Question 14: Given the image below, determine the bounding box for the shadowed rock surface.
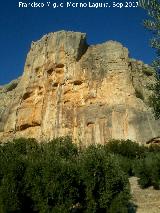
[0,31,160,144]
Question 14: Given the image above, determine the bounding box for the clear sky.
[0,0,155,85]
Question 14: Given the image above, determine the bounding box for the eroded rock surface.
[0,31,160,145]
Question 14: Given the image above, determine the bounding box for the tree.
[134,152,160,189]
[139,0,160,119]
[0,138,131,212]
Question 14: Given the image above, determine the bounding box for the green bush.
[103,140,146,177]
[23,138,81,212]
[79,145,130,212]
[135,89,144,100]
[113,155,135,177]
[0,137,132,212]
[0,138,38,212]
[148,144,160,153]
[148,78,160,119]
[142,66,154,76]
[134,152,160,189]
[1,137,159,212]
[105,140,160,190]
[105,139,146,159]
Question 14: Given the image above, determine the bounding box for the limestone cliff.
[0,31,160,145]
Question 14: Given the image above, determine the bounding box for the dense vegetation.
[0,137,160,212]
[139,0,160,119]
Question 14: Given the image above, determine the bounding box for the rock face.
[0,31,160,145]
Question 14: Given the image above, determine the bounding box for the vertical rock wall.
[0,31,159,145]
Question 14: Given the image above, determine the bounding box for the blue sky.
[0,0,155,85]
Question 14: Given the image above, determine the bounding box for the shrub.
[79,145,131,212]
[148,77,160,119]
[148,144,160,153]
[45,136,78,160]
[21,136,81,212]
[134,152,160,189]
[142,66,154,76]
[0,138,38,212]
[0,137,131,212]
[105,139,146,159]
[113,155,136,177]
[103,140,149,177]
[135,89,144,100]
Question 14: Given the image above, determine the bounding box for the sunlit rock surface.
[0,31,159,145]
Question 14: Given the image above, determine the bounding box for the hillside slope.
[130,177,160,213]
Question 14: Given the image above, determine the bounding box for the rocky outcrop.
[0,31,160,145]
[146,137,160,145]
